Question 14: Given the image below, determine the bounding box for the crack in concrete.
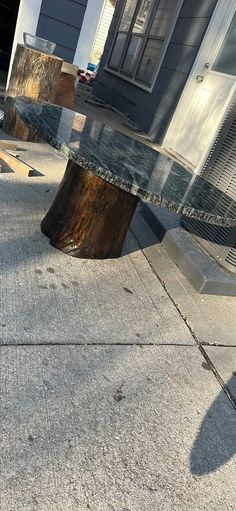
[129,226,236,412]
[199,345,236,411]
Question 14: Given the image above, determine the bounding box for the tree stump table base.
[41,160,139,259]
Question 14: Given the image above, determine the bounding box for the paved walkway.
[0,135,236,510]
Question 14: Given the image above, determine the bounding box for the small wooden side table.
[4,44,63,139]
[7,44,63,102]
[54,62,78,110]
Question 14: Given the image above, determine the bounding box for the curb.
[141,203,236,296]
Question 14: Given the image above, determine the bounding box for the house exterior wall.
[6,0,107,91]
[93,0,218,142]
[90,0,115,65]
[36,0,89,63]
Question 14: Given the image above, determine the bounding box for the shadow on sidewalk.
[190,374,236,475]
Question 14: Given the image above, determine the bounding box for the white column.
[73,0,104,70]
[7,0,43,88]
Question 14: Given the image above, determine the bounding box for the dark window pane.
[136,38,162,84]
[121,35,143,75]
[213,13,236,75]
[120,0,139,32]
[133,0,154,34]
[109,33,127,69]
[150,0,176,37]
[150,11,172,37]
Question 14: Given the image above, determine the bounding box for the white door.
[163,0,236,170]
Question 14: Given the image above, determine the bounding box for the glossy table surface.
[11,96,236,227]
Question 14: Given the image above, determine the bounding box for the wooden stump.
[7,44,63,102]
[4,44,62,137]
[41,160,139,259]
[54,62,78,110]
[54,72,76,110]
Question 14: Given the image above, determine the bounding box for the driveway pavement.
[0,136,236,510]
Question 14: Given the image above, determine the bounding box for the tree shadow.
[190,374,236,475]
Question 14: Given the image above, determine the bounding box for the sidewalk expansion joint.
[129,226,236,412]
[0,342,196,347]
[201,342,236,347]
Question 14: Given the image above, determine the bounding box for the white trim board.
[6,0,43,90]
[73,0,105,70]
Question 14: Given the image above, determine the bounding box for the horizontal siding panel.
[40,0,86,29]
[37,0,88,63]
[153,68,187,96]
[53,43,75,62]
[163,43,198,74]
[179,0,218,18]
[71,0,87,5]
[98,69,150,103]
[91,0,115,63]
[171,17,210,46]
[37,15,80,50]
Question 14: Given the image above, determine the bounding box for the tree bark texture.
[41,160,139,259]
[7,44,63,102]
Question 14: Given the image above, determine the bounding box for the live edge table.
[4,97,236,259]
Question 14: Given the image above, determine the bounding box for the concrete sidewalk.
[0,137,236,510]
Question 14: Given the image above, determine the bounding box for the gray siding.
[36,0,88,63]
[93,0,218,142]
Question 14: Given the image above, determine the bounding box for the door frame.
[162,0,236,172]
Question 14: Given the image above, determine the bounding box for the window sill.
[104,67,153,93]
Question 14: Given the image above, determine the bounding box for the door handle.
[196,75,204,83]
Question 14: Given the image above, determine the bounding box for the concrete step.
[141,202,236,296]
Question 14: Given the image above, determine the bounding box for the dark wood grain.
[41,160,139,259]
[4,44,62,138]
[54,72,76,110]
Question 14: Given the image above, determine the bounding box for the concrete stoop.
[141,203,236,296]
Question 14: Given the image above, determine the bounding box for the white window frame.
[105,0,184,93]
